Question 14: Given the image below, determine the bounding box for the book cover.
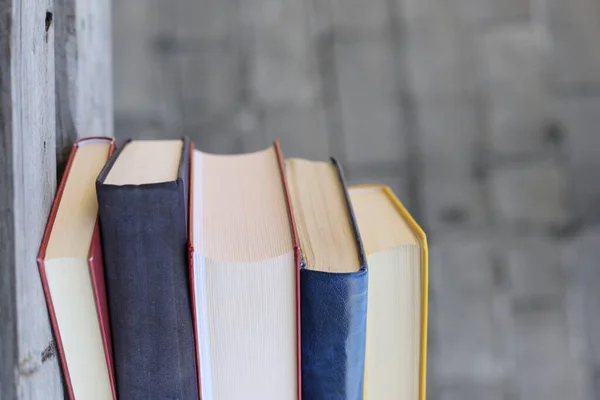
[37,137,117,400]
[275,141,303,400]
[286,158,368,400]
[351,184,428,400]
[96,138,198,399]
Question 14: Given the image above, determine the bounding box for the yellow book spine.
[350,184,428,400]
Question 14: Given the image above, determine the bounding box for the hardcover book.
[37,137,117,400]
[189,142,300,400]
[285,158,368,400]
[350,185,428,400]
[96,138,198,399]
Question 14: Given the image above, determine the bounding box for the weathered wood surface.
[55,0,113,168]
[0,0,64,398]
[0,0,112,397]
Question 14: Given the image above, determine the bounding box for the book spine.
[97,178,198,399]
[274,140,302,400]
[187,142,203,399]
[300,158,368,400]
[300,269,368,400]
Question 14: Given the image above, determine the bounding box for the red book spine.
[187,141,202,399]
[274,140,302,400]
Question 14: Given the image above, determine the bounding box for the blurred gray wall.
[114,0,600,398]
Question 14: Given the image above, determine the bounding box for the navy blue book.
[96,139,198,400]
[285,158,368,400]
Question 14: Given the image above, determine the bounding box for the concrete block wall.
[114,0,600,397]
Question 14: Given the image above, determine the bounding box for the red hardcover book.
[188,141,301,400]
[37,137,117,400]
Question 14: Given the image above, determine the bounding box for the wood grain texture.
[0,0,18,396]
[0,0,65,398]
[1,0,112,397]
[55,0,113,171]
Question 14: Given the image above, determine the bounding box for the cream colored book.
[190,142,300,400]
[37,137,117,400]
[349,185,428,400]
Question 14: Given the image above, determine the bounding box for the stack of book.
[38,137,428,400]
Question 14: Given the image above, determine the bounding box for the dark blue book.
[285,158,368,400]
[96,138,198,400]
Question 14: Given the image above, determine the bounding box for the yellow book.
[349,185,428,400]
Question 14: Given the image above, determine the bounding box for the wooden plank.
[0,0,64,398]
[0,0,18,395]
[1,0,112,397]
[55,0,113,169]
